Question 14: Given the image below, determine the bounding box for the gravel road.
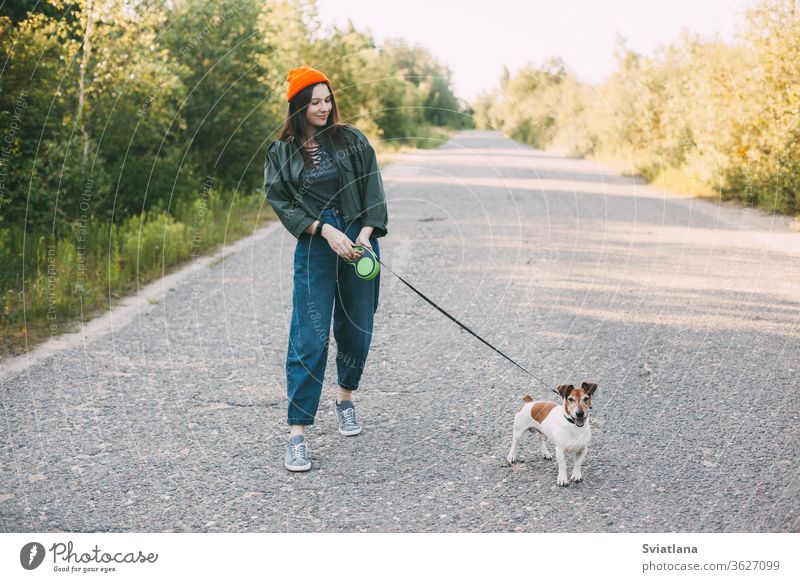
[2,129,798,532]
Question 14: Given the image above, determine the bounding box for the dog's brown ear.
[582,382,598,396]
[557,384,574,398]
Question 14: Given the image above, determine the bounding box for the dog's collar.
[564,413,586,427]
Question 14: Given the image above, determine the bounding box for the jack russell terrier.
[506,382,598,486]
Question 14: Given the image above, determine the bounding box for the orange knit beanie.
[286,64,332,102]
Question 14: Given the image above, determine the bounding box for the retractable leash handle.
[344,245,380,280]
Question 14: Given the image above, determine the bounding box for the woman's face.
[305,83,332,131]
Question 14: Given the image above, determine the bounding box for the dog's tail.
[521,395,533,403]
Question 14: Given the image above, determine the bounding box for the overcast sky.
[314,0,757,103]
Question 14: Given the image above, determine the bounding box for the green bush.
[475,0,799,216]
[1,187,267,352]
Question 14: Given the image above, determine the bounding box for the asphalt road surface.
[2,130,798,532]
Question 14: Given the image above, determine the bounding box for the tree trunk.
[77,0,95,167]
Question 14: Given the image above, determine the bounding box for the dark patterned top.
[298,144,341,210]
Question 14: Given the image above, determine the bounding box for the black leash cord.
[375,257,560,397]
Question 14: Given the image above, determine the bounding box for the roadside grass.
[586,151,718,200]
[1,190,270,359]
[583,149,798,218]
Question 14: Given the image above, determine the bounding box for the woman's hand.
[322,225,360,260]
[354,227,374,251]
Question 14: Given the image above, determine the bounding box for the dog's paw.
[506,453,518,464]
[543,452,553,460]
[570,473,583,483]
[557,475,570,487]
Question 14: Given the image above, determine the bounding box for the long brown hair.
[278,81,349,167]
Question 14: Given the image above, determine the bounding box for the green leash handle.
[344,245,380,280]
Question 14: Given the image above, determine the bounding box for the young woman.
[264,65,388,472]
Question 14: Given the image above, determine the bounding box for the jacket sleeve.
[353,131,389,239]
[264,142,316,240]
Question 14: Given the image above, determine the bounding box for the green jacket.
[264,123,388,240]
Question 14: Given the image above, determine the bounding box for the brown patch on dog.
[530,401,557,423]
[563,385,597,418]
[557,384,574,398]
[582,382,598,397]
[562,387,580,416]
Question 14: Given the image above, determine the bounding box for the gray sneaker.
[335,400,362,436]
[284,435,311,472]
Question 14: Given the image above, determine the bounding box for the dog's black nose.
[575,410,585,418]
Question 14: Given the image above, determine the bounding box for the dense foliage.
[0,0,468,353]
[473,0,799,215]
